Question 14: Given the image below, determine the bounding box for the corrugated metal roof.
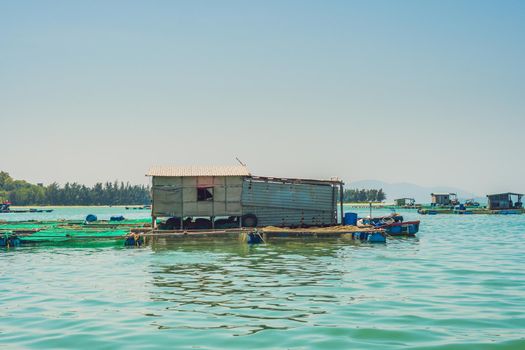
[146,165,250,177]
[487,192,523,197]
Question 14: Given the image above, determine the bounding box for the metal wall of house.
[241,179,337,226]
[151,176,243,217]
[432,196,449,205]
[487,195,510,210]
[394,199,405,206]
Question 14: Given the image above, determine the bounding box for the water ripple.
[1,208,525,349]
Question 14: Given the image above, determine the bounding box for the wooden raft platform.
[129,228,248,239]
[129,225,386,242]
[2,225,388,248]
[418,208,525,215]
[259,225,386,242]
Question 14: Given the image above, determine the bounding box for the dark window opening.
[197,187,213,201]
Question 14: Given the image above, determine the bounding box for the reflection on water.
[148,243,351,335]
[141,236,422,337]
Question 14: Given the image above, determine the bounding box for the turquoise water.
[1,206,524,349]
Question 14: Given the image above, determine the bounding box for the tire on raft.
[214,216,240,229]
[161,217,181,230]
[241,214,258,228]
[193,218,212,230]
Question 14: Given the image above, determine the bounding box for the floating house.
[394,198,415,207]
[486,193,523,210]
[147,165,344,229]
[431,193,458,206]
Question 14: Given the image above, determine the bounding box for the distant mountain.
[346,180,483,204]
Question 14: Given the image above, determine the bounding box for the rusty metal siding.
[241,206,336,227]
[241,179,337,226]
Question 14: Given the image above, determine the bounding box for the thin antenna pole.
[235,157,247,166]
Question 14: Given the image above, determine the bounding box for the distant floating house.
[394,198,415,207]
[146,165,344,229]
[431,193,458,206]
[486,193,523,210]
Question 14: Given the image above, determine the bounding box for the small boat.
[0,202,54,214]
[125,205,151,210]
[29,208,54,213]
[357,213,420,236]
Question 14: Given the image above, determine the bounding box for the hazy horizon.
[2,1,524,195]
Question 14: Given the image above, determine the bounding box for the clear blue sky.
[1,0,524,195]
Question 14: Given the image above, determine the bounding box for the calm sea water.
[1,206,524,349]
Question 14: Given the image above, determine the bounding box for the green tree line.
[0,171,150,205]
[343,188,386,202]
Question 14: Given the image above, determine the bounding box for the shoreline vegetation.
[1,171,150,206]
[343,188,386,202]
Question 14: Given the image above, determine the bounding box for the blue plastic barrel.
[344,212,358,226]
[247,232,263,244]
[367,232,386,243]
[85,214,97,222]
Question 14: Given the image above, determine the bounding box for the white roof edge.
[146,165,251,177]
